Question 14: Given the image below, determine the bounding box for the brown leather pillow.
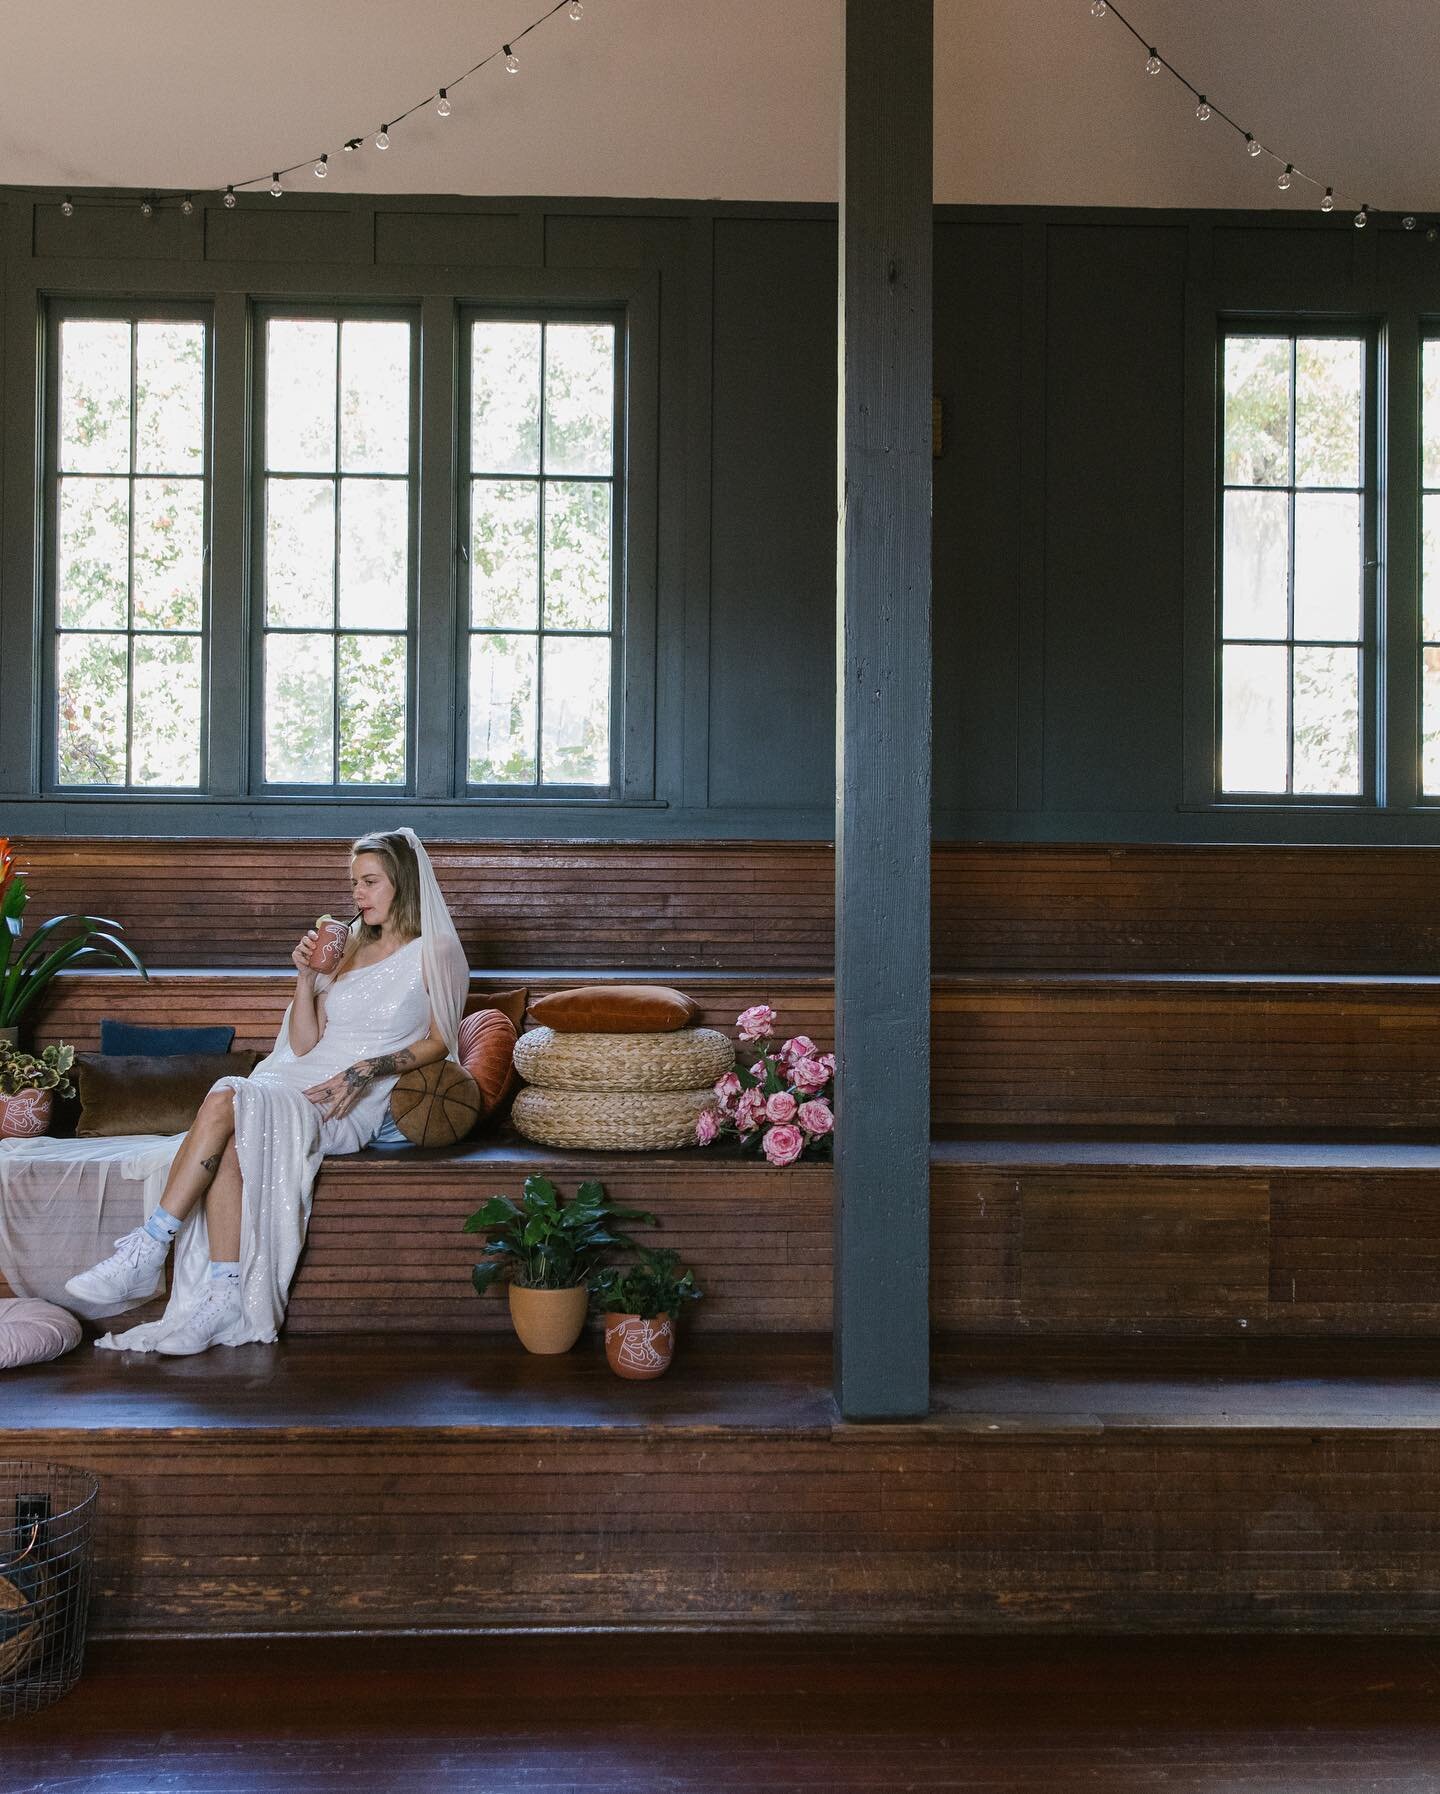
[528,984,698,1034]
[464,987,528,1030]
[75,1051,263,1137]
[457,1008,519,1121]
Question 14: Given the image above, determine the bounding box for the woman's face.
[350,853,397,930]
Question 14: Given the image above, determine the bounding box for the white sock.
[142,1208,181,1246]
[208,1261,240,1287]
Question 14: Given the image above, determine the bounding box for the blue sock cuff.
[143,1209,181,1244]
[209,1260,241,1281]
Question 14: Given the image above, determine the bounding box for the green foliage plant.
[0,838,148,1029]
[0,1042,76,1099]
[464,1174,658,1295]
[590,1247,703,1322]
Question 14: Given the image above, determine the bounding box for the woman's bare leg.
[203,1139,243,1262]
[156,1089,236,1223]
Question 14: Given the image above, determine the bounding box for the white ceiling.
[1,0,1437,213]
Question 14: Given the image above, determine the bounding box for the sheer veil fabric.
[22,828,473,1353]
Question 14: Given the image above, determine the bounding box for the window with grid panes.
[464,316,618,789]
[258,311,415,788]
[50,310,209,788]
[1219,329,1370,797]
[1420,340,1440,794]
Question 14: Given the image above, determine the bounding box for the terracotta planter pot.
[604,1312,676,1380]
[0,1088,52,1139]
[507,1283,589,1355]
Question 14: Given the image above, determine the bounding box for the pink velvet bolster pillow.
[528,984,698,1034]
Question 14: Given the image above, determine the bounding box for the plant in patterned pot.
[0,837,148,1047]
[695,1005,836,1165]
[463,1175,659,1355]
[0,1042,76,1139]
[591,1247,703,1380]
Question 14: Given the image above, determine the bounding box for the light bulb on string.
[61,197,74,217]
[437,88,451,116]
[1404,216,1417,230]
[1245,133,1262,158]
[569,0,584,17]
[181,196,194,216]
[223,185,237,208]
[1196,96,1211,121]
[504,44,520,73]
[344,138,361,153]
[1321,188,1334,213]
[376,125,390,149]
[1090,0,1108,14]
[1355,204,1369,229]
[140,199,153,218]
[314,155,328,179]
[1278,165,1293,191]
[270,173,283,198]
[1145,49,1161,75]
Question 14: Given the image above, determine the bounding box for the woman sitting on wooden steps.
[64,828,469,1356]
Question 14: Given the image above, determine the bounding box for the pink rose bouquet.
[695,1006,836,1161]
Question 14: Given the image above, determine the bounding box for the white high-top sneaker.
[64,1227,168,1306]
[155,1279,242,1356]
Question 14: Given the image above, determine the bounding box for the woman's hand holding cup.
[292,929,320,978]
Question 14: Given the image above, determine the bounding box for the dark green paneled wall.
[1,189,1435,843]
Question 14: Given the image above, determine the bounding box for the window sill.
[39,792,667,808]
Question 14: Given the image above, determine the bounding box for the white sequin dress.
[95,938,432,1353]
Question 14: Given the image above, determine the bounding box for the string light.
[314,155,328,178]
[436,88,451,116]
[270,173,283,198]
[1094,2,1436,235]
[504,44,520,73]
[223,186,237,208]
[61,197,74,217]
[180,196,194,216]
[343,138,361,153]
[140,199,153,218]
[375,125,390,149]
[569,0,584,17]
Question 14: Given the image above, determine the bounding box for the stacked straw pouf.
[510,984,733,1151]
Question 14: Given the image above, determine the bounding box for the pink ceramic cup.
[308,915,351,974]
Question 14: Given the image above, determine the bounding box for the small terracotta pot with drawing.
[593,1249,703,1381]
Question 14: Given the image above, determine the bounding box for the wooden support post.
[834,0,934,1419]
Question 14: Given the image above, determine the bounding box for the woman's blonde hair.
[347,831,422,952]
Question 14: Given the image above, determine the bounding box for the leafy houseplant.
[0,1042,76,1139]
[463,1175,658,1355]
[0,838,148,1041]
[591,1247,703,1381]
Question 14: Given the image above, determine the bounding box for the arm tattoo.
[362,1048,416,1080]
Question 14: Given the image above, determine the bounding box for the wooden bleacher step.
[6,1332,1440,1637]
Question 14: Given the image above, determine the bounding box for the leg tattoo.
[200,1153,221,1174]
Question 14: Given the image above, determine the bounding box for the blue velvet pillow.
[99,1019,236,1056]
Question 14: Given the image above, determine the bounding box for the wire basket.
[0,1462,100,1718]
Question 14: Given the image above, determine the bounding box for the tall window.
[1422,340,1440,795]
[257,311,415,787]
[464,316,619,788]
[1219,329,1370,797]
[50,309,208,787]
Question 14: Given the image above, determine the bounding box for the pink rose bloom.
[777,1034,817,1068]
[762,1123,806,1167]
[789,1055,830,1094]
[695,1108,720,1145]
[713,1070,742,1112]
[734,1088,766,1134]
[765,1090,797,1124]
[750,1059,770,1083]
[796,1098,834,1138]
[818,1053,836,1078]
[736,1004,777,1043]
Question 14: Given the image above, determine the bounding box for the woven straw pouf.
[513,1025,735,1094]
[511,1085,718,1151]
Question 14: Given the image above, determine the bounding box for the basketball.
[390,1061,483,1147]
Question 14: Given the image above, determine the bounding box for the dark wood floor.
[8,1634,1440,1791]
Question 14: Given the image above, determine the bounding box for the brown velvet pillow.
[529,984,698,1034]
[75,1051,262,1137]
[457,1008,519,1122]
[464,987,528,1031]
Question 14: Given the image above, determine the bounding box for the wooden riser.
[8,1336,1440,1637]
[33,968,1440,1131]
[19,838,1440,975]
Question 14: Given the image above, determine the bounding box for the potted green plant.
[591,1247,703,1380]
[0,1042,76,1139]
[464,1175,658,1355]
[0,838,147,1046]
